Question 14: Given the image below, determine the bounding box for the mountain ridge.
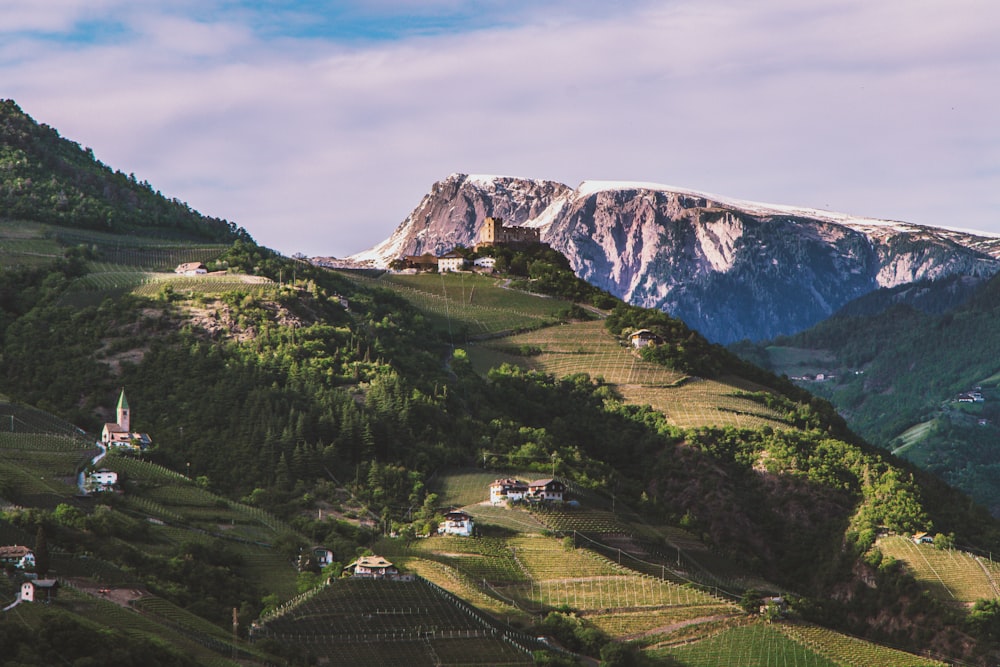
[345,173,1000,343]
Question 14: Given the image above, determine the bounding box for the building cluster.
[489,477,566,506]
[398,217,541,273]
[956,387,985,403]
[100,389,151,449]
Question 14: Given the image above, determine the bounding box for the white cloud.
[2,0,999,255]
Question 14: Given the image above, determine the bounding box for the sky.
[2,0,999,257]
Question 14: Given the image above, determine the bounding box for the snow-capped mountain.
[346,173,1000,343]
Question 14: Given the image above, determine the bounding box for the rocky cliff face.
[347,174,1000,343]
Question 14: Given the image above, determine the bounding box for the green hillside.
[1,102,998,663]
[735,272,1000,516]
[2,233,998,664]
[0,100,247,243]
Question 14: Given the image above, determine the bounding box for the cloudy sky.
[3,0,998,256]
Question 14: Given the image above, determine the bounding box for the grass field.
[891,420,937,457]
[877,535,1000,604]
[765,345,837,376]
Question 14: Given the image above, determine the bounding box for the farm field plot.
[656,621,842,667]
[508,534,621,580]
[780,622,947,667]
[529,506,630,535]
[429,468,539,508]
[509,575,725,612]
[0,403,84,436]
[400,557,520,617]
[55,586,244,665]
[259,578,492,639]
[462,504,548,534]
[350,272,572,337]
[471,321,791,431]
[0,221,62,268]
[620,377,790,430]
[408,535,527,584]
[586,604,737,638]
[477,320,685,385]
[133,274,277,297]
[765,345,836,375]
[877,535,1000,603]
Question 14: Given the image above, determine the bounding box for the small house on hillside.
[175,262,208,275]
[628,329,662,349]
[312,546,335,568]
[473,256,496,271]
[437,251,467,273]
[913,531,934,545]
[0,545,34,570]
[344,555,399,579]
[86,469,119,493]
[438,510,474,537]
[20,579,58,603]
[490,478,529,505]
[527,479,566,503]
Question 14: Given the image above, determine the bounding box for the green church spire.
[117,389,129,411]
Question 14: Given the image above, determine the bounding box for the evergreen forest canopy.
[0,99,248,243]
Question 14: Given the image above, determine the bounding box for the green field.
[765,345,837,376]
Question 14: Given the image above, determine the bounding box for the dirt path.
[67,578,148,607]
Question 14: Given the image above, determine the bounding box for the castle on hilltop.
[101,389,151,449]
[476,217,541,248]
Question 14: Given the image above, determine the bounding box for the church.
[101,389,152,449]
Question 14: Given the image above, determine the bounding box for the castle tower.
[116,389,130,433]
[479,217,504,246]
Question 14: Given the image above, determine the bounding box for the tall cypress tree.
[34,525,50,577]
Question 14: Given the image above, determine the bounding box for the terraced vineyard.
[877,535,1000,604]
[779,623,947,667]
[462,503,548,534]
[528,505,630,535]
[654,621,843,667]
[132,274,277,297]
[0,220,63,269]
[0,401,84,435]
[0,432,89,505]
[253,577,537,666]
[56,586,250,666]
[470,320,791,431]
[341,271,574,338]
